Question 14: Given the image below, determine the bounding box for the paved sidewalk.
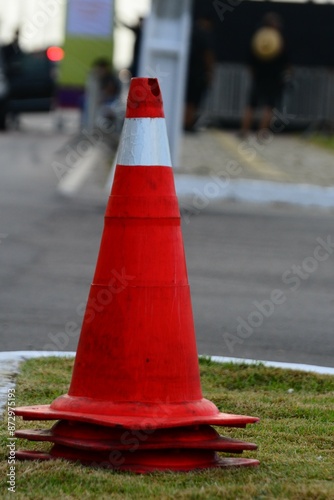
[173,129,334,209]
[179,129,334,186]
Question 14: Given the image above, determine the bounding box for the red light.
[46,46,64,62]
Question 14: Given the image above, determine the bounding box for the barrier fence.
[204,64,334,128]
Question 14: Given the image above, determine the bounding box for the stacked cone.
[15,78,259,472]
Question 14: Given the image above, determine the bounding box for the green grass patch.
[1,357,334,499]
[308,133,334,152]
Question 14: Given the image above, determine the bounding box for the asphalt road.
[183,204,334,367]
[0,116,333,368]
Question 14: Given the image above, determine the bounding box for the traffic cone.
[15,78,259,471]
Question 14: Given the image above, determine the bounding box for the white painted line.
[175,175,334,208]
[58,148,101,196]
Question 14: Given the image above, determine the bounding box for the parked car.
[0,47,57,130]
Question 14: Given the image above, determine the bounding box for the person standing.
[240,13,291,137]
[2,29,23,129]
[184,15,215,132]
[0,39,9,130]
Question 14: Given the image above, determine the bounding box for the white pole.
[138,0,192,168]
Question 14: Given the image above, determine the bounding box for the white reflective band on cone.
[116,118,172,167]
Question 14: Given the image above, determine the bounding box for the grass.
[1,356,334,499]
[308,133,334,152]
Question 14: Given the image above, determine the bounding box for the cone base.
[15,447,259,473]
[15,403,259,429]
[15,422,257,453]
[15,420,259,472]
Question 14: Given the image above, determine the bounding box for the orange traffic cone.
[15,78,259,471]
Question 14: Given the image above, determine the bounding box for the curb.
[0,351,75,416]
[175,175,334,209]
[207,356,334,375]
[1,351,333,418]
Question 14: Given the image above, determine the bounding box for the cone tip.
[126,78,165,119]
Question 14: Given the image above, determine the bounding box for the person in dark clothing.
[129,17,143,77]
[240,13,290,136]
[0,47,8,130]
[184,16,215,132]
[1,29,22,129]
[2,29,22,79]
[119,17,144,77]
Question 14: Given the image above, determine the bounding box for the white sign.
[67,0,113,37]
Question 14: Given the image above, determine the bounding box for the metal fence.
[204,63,334,128]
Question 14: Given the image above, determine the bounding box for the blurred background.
[1,0,334,127]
